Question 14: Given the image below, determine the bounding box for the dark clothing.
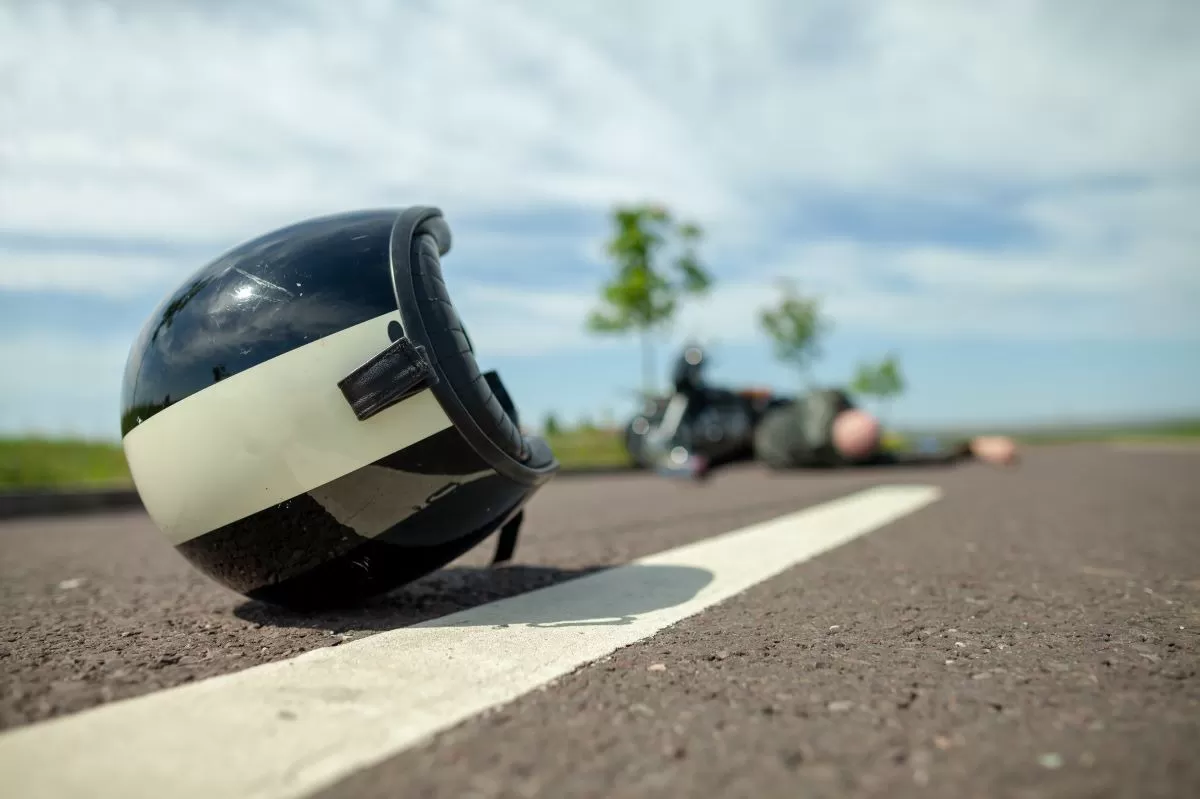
[753,388,973,469]
[856,444,974,468]
[753,388,857,468]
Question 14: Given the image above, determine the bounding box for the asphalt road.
[1,443,1198,798]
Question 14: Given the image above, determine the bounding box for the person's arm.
[864,440,974,467]
[867,436,1019,468]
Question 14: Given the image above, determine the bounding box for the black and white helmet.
[119,206,559,610]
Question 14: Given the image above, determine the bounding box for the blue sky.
[2,0,1198,441]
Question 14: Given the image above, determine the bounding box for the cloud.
[453,282,620,357]
[0,0,731,248]
[1,0,1198,441]
[0,248,186,297]
[679,179,1200,342]
[473,177,1200,352]
[518,0,1200,192]
[7,1,1195,249]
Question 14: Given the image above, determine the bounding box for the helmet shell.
[120,207,557,609]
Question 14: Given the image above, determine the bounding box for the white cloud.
[676,180,1200,342]
[458,177,1200,353]
[5,1,1196,243]
[0,0,1197,358]
[453,282,620,357]
[0,249,185,297]
[517,0,1200,191]
[0,0,730,247]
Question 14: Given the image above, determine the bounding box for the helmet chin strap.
[490,509,523,565]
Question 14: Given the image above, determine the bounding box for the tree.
[850,353,906,424]
[758,279,830,387]
[586,203,713,397]
[543,412,562,437]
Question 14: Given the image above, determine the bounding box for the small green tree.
[543,412,562,437]
[850,353,906,424]
[758,279,830,388]
[586,203,713,396]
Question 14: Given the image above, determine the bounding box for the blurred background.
[1,0,1198,485]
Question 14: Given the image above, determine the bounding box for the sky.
[1,0,1198,441]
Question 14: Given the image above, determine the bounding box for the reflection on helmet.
[119,207,559,610]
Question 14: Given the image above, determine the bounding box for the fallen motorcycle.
[622,343,792,474]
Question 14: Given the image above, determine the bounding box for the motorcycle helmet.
[671,342,707,394]
[119,206,559,610]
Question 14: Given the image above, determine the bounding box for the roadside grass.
[0,437,133,490]
[543,428,634,469]
[1009,418,1200,445]
[2,418,1197,489]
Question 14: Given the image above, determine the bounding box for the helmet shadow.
[232,562,713,633]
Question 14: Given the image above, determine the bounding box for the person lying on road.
[752,388,1018,471]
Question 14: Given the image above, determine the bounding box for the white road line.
[0,484,941,799]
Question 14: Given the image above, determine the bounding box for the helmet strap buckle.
[338,335,439,421]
